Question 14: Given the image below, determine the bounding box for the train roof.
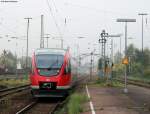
[35,48,68,55]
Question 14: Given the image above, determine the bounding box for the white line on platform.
[86,85,96,114]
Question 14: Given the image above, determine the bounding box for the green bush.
[132,63,142,74]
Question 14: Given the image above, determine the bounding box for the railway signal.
[99,30,108,78]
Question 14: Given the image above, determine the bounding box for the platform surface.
[82,84,150,114]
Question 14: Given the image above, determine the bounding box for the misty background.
[0,0,150,61]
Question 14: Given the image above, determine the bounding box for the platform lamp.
[116,18,136,93]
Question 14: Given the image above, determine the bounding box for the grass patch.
[67,93,88,114]
[0,79,30,88]
[55,93,88,114]
[88,78,124,88]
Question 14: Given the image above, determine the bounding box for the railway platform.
[82,83,150,114]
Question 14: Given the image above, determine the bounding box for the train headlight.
[38,69,40,73]
[57,70,60,73]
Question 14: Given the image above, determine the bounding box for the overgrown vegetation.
[55,93,88,114]
[0,78,29,87]
[113,44,150,82]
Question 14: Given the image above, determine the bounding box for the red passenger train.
[30,48,77,97]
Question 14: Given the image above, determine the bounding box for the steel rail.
[0,84,30,92]
[16,101,38,114]
[0,84,30,98]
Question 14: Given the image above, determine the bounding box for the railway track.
[16,99,62,114]
[0,84,30,99]
[115,78,150,88]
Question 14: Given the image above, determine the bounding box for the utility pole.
[99,30,108,78]
[138,13,148,53]
[40,15,44,48]
[117,18,136,93]
[24,17,32,70]
[90,52,93,80]
[138,13,148,76]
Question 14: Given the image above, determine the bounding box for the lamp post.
[138,13,148,77]
[138,13,148,53]
[117,18,136,93]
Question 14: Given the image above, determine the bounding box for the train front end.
[30,48,72,97]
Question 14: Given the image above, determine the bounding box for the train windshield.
[36,54,64,76]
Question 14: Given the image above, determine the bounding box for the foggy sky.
[0,0,150,59]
